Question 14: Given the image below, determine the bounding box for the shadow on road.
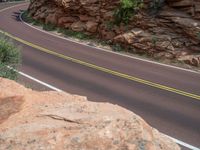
[12,10,25,22]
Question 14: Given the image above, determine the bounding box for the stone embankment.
[28,0,200,66]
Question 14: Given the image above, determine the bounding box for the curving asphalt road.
[0,3,200,149]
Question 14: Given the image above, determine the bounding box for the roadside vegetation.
[114,0,143,25]
[0,34,21,80]
[22,10,182,60]
[22,11,127,53]
[21,9,198,70]
[22,10,117,46]
[22,11,92,39]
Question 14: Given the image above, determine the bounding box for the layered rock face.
[166,0,200,19]
[0,77,180,150]
[28,0,200,67]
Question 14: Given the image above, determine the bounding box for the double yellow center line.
[1,30,200,101]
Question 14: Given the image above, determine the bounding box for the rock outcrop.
[28,0,200,66]
[166,0,200,19]
[0,78,180,150]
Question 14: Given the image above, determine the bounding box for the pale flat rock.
[0,78,180,150]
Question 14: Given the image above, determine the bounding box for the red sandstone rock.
[27,0,200,67]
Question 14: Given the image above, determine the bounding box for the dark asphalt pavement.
[0,4,200,148]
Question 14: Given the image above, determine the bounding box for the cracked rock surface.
[0,78,180,150]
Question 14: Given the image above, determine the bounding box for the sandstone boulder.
[0,78,180,150]
[45,13,57,24]
[178,55,200,67]
[86,21,98,33]
[71,21,86,32]
[58,17,78,26]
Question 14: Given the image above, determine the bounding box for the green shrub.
[150,0,164,13]
[33,20,42,26]
[152,35,158,46]
[112,43,123,52]
[58,28,92,40]
[197,32,200,40]
[43,23,56,31]
[114,0,143,25]
[106,21,114,31]
[0,35,21,80]
[21,10,35,24]
[22,11,55,30]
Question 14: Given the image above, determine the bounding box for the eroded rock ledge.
[28,0,200,67]
[0,77,180,150]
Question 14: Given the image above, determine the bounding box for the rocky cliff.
[28,0,200,66]
[0,77,180,150]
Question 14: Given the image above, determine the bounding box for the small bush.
[21,10,35,24]
[112,43,123,52]
[114,0,143,25]
[58,28,92,40]
[32,20,42,26]
[0,35,21,80]
[43,23,56,31]
[22,11,54,30]
[197,32,200,40]
[152,35,158,46]
[106,21,114,31]
[150,0,164,13]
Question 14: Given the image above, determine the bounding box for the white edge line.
[2,1,28,4]
[0,2,28,13]
[6,66,62,92]
[18,11,200,75]
[18,71,62,92]
[8,70,200,150]
[167,136,200,150]
[19,69,200,150]
[1,3,200,75]
[1,4,200,149]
